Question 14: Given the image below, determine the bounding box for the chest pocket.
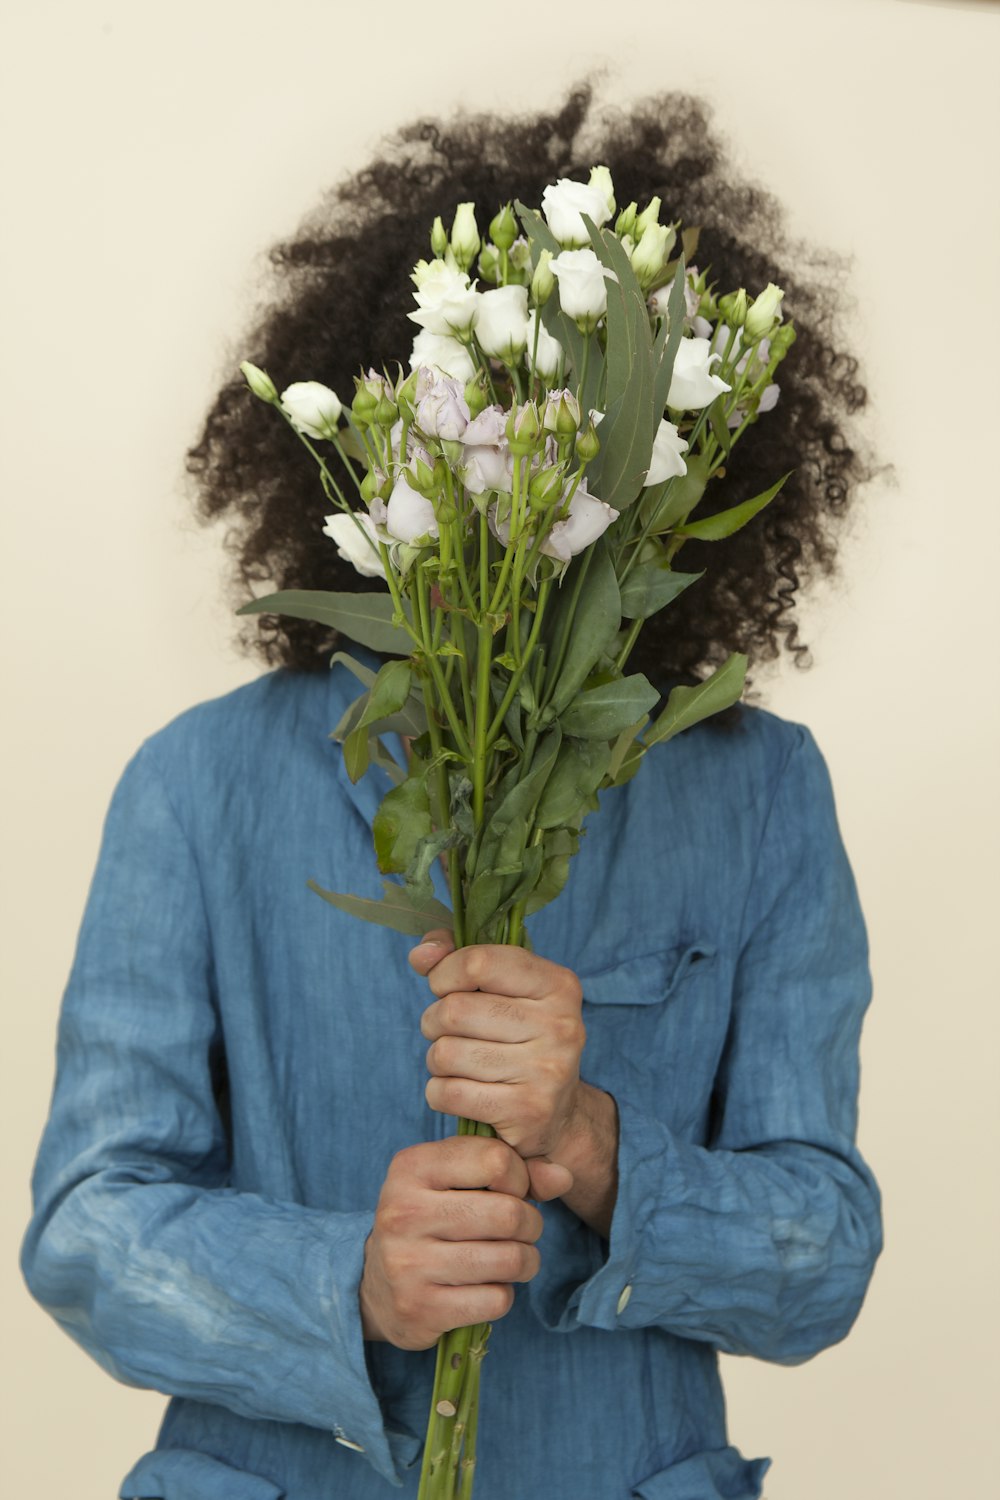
[577,942,722,1138]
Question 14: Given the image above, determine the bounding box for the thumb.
[408,928,456,974]
[526,1157,574,1203]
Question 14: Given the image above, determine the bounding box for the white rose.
[280,381,342,439]
[408,260,479,336]
[474,285,530,361]
[644,419,689,486]
[667,337,732,411]
[322,512,386,578]
[744,282,784,340]
[409,329,476,382]
[462,444,514,495]
[541,177,613,247]
[541,481,620,562]
[550,248,611,329]
[385,475,439,545]
[525,310,563,380]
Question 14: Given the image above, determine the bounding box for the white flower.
[450,202,480,266]
[280,381,342,439]
[474,285,530,361]
[459,408,514,492]
[650,267,701,323]
[550,248,611,328]
[409,329,476,382]
[525,310,563,380]
[322,512,386,578]
[588,164,616,217]
[240,361,278,402]
[385,475,439,544]
[414,370,470,440]
[644,419,689,486]
[541,177,613,247]
[408,260,479,337]
[541,481,620,562]
[667,338,732,411]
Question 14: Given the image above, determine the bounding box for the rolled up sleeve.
[535,725,883,1363]
[20,744,408,1486]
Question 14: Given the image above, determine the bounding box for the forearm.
[550,1081,620,1239]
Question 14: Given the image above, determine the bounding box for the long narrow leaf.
[308,878,452,936]
[643,653,747,749]
[674,473,791,541]
[238,589,414,656]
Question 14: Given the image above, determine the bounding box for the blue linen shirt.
[21,659,882,1500]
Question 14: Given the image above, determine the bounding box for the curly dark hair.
[187,80,881,687]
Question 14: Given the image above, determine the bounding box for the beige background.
[3,0,998,1494]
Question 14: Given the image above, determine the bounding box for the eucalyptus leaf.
[619,565,704,621]
[643,653,747,748]
[307,877,452,937]
[558,674,660,740]
[674,472,791,541]
[546,541,622,716]
[373,778,433,875]
[237,589,414,656]
[331,688,368,744]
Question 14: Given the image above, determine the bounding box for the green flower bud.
[351,382,379,427]
[528,465,566,510]
[477,242,501,285]
[629,223,675,292]
[508,237,533,279]
[634,196,662,240]
[575,420,601,463]
[615,201,638,238]
[464,377,488,419]
[451,202,481,271]
[374,392,398,429]
[718,288,749,328]
[542,389,581,437]
[530,248,555,307]
[489,203,518,252]
[240,361,278,403]
[361,466,392,504]
[506,400,544,455]
[744,282,785,340]
[768,321,797,359]
[396,369,419,422]
[430,215,448,259]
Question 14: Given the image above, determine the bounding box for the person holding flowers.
[21,83,883,1500]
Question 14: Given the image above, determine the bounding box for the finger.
[423,943,581,1007]
[421,1189,544,1245]
[408,929,457,975]
[526,1158,574,1203]
[420,991,537,1044]
[394,1135,530,1198]
[425,1034,528,1084]
[425,1077,516,1129]
[425,1283,517,1332]
[425,1237,541,1287]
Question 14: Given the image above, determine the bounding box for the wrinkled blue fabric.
[21,659,882,1499]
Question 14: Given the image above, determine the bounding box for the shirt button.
[616,1283,633,1315]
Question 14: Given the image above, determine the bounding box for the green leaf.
[640,451,713,533]
[643,653,747,749]
[607,715,649,781]
[343,723,370,783]
[308,877,452,937]
[652,252,689,417]
[370,737,406,785]
[331,687,369,744]
[558,674,660,740]
[535,740,612,829]
[525,825,582,917]
[355,659,412,733]
[329,650,377,689]
[674,472,791,541]
[546,541,622,716]
[707,393,732,457]
[619,565,704,621]
[373,778,433,875]
[514,201,588,379]
[237,589,414,656]
[582,219,655,509]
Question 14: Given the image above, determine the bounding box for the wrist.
[549,1083,619,1238]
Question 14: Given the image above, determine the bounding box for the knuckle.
[480,1139,513,1179]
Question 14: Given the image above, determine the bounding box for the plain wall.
[3,0,998,1494]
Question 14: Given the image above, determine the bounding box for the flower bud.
[361,465,392,504]
[744,283,785,340]
[575,420,601,463]
[395,369,419,422]
[430,216,448,259]
[351,376,379,427]
[530,248,555,307]
[464,376,488,419]
[450,202,481,271]
[634,196,662,240]
[768,321,797,359]
[629,222,675,291]
[489,203,518,252]
[718,288,749,328]
[374,391,399,429]
[506,401,544,455]
[240,361,278,403]
[508,237,532,281]
[280,381,343,439]
[588,165,616,218]
[478,243,501,284]
[528,465,566,510]
[615,201,638,239]
[542,388,581,437]
[405,446,439,497]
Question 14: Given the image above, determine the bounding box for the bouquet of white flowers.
[239,164,794,1500]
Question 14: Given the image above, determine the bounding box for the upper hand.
[410,930,586,1201]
